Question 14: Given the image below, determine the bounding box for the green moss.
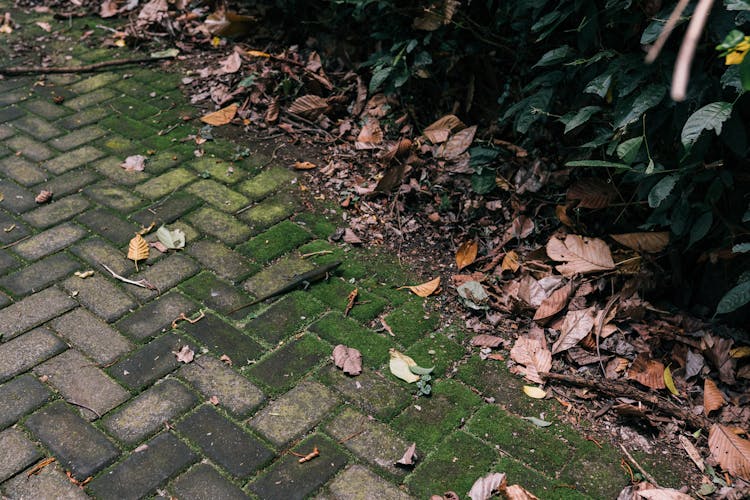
[294,212,337,239]
[187,156,249,185]
[246,334,330,395]
[392,380,481,450]
[135,168,197,200]
[186,179,249,213]
[238,166,296,201]
[236,221,312,263]
[405,431,496,498]
[404,333,466,377]
[109,96,160,120]
[145,149,187,174]
[383,299,439,347]
[560,443,627,498]
[98,135,142,155]
[308,313,395,368]
[243,292,326,344]
[100,115,156,139]
[311,279,388,323]
[238,195,299,234]
[493,457,592,500]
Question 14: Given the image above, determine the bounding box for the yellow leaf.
[200,103,238,126]
[389,349,420,383]
[293,161,317,170]
[247,49,271,58]
[456,240,478,270]
[523,386,547,399]
[127,234,149,269]
[398,277,440,297]
[501,250,520,272]
[731,346,750,359]
[664,365,679,396]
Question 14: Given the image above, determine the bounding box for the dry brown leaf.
[149,241,168,253]
[200,103,238,126]
[265,98,279,124]
[505,484,540,500]
[636,488,694,500]
[546,235,615,275]
[552,307,596,354]
[468,472,506,500]
[399,277,441,297]
[704,378,725,415]
[173,345,194,364]
[288,94,329,119]
[219,354,232,366]
[100,0,118,17]
[471,335,503,348]
[355,119,383,149]
[204,10,255,36]
[413,0,460,31]
[566,177,617,209]
[127,234,149,268]
[708,423,750,480]
[35,189,53,203]
[501,251,520,272]
[518,275,546,307]
[121,155,147,172]
[440,125,476,159]
[332,344,362,376]
[509,335,552,384]
[293,161,317,170]
[533,282,574,321]
[503,216,535,244]
[423,114,465,144]
[627,354,666,390]
[219,51,242,74]
[343,228,363,245]
[555,205,574,228]
[396,442,418,467]
[611,232,669,253]
[374,163,405,193]
[678,435,705,472]
[456,240,478,270]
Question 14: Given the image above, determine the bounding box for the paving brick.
[247,334,329,394]
[0,428,42,482]
[34,349,130,421]
[0,179,37,213]
[99,134,143,156]
[5,134,55,161]
[326,407,411,477]
[0,287,76,341]
[109,95,160,120]
[187,206,251,246]
[1,462,89,500]
[0,216,30,248]
[39,167,100,197]
[22,194,90,228]
[58,106,108,130]
[176,405,274,478]
[12,222,87,261]
[237,220,312,263]
[242,256,314,299]
[317,366,410,421]
[130,191,201,227]
[186,179,249,213]
[325,465,413,500]
[178,313,264,367]
[187,156,248,184]
[170,463,249,500]
[186,239,257,282]
[24,98,71,120]
[179,271,253,318]
[50,125,107,152]
[108,333,189,390]
[0,104,24,122]
[178,356,265,418]
[309,313,395,369]
[0,123,15,140]
[134,168,196,200]
[0,374,52,430]
[43,145,105,174]
[64,88,116,110]
[0,155,47,186]
[69,72,120,94]
[25,400,120,480]
[0,88,30,106]
[244,294,327,345]
[238,166,296,201]
[248,380,338,447]
[103,378,198,445]
[117,291,198,341]
[127,253,200,302]
[249,433,347,500]
[78,208,139,246]
[91,155,149,186]
[84,180,144,212]
[0,252,79,296]
[10,114,63,140]
[238,195,299,235]
[61,274,137,323]
[0,249,20,275]
[100,115,157,140]
[0,327,67,383]
[87,432,197,500]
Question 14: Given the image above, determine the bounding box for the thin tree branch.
[671,0,716,101]
[0,54,175,75]
[645,0,691,64]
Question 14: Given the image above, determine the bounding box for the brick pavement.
[0,4,680,499]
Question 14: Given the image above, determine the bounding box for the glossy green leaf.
[613,84,666,129]
[560,106,601,134]
[681,102,733,150]
[583,72,613,98]
[616,136,644,164]
[739,56,750,90]
[648,174,678,208]
[732,243,750,253]
[565,159,631,170]
[716,281,750,315]
[533,45,574,67]
[725,0,750,10]
[688,212,713,247]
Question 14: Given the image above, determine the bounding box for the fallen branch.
[620,444,660,487]
[100,263,157,291]
[66,400,102,419]
[0,55,175,75]
[27,457,56,477]
[540,371,711,431]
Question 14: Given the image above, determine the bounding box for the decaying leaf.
[35,189,53,203]
[704,378,725,415]
[611,232,669,253]
[156,225,185,250]
[627,354,666,390]
[439,125,476,159]
[546,235,615,275]
[456,281,489,310]
[398,277,440,297]
[503,216,534,244]
[708,424,750,480]
[522,416,552,427]
[523,386,546,399]
[294,161,317,170]
[288,94,329,119]
[200,103,238,126]
[471,335,503,348]
[636,488,694,499]
[552,307,596,354]
[533,282,574,321]
[423,114,465,144]
[355,118,383,149]
[505,484,540,500]
[678,434,705,472]
[332,344,362,376]
[219,51,242,74]
[127,234,149,269]
[389,349,420,383]
[220,354,233,366]
[396,442,418,467]
[203,10,255,37]
[468,472,506,500]
[502,251,520,272]
[209,395,220,405]
[456,240,478,270]
[509,335,552,384]
[566,177,617,209]
[173,345,194,364]
[413,0,460,31]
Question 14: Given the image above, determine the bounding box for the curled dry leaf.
[423,114,465,144]
[708,423,750,480]
[546,235,615,275]
[389,349,420,383]
[396,442,417,467]
[398,276,441,297]
[509,335,552,385]
[219,354,232,366]
[173,345,194,364]
[332,344,362,376]
[533,282,574,321]
[456,240,478,270]
[552,307,596,354]
[505,484,540,500]
[127,234,149,268]
[611,232,669,254]
[468,472,506,500]
[627,354,666,390]
[265,98,279,123]
[288,94,329,119]
[293,161,317,170]
[355,118,383,150]
[502,251,520,272]
[566,177,617,209]
[200,103,238,126]
[471,335,503,348]
[704,378,725,415]
[35,189,53,203]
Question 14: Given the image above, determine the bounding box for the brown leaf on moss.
[332,344,362,376]
[200,103,238,126]
[398,277,441,297]
[510,335,552,384]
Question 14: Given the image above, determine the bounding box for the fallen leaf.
[220,354,232,366]
[611,232,669,253]
[355,118,383,149]
[471,335,503,348]
[294,161,317,170]
[156,225,185,250]
[456,240,478,270]
[704,378,725,415]
[502,251,520,272]
[288,94,329,119]
[522,416,552,427]
[343,228,363,245]
[505,484,540,500]
[664,365,680,396]
[468,472,506,500]
[503,216,534,244]
[35,189,53,203]
[637,488,694,499]
[517,275,547,307]
[546,235,615,275]
[127,234,149,268]
[120,155,147,172]
[555,205,575,228]
[423,114,465,144]
[149,241,168,253]
[413,0,460,31]
[134,444,149,453]
[35,21,51,32]
[209,395,220,405]
[203,10,255,36]
[395,442,417,467]
[219,51,242,74]
[399,277,440,297]
[389,349,420,383]
[440,125,476,159]
[100,0,118,17]
[523,386,547,399]
[332,344,362,376]
[552,307,596,354]
[627,354,666,390]
[708,424,750,480]
[200,103,238,126]
[509,335,552,384]
[533,282,574,321]
[456,281,489,310]
[566,177,617,209]
[173,345,194,364]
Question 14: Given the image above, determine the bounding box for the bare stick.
[620,444,660,487]
[645,0,691,64]
[0,55,175,75]
[67,400,102,419]
[100,262,157,290]
[671,0,716,101]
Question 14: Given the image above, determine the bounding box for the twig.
[100,262,157,290]
[620,444,660,487]
[297,446,320,463]
[0,55,176,75]
[0,235,31,249]
[171,309,205,329]
[645,0,691,64]
[301,250,333,258]
[67,400,102,419]
[595,294,620,375]
[27,457,56,477]
[671,0,716,101]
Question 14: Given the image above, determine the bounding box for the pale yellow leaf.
[456,240,478,270]
[200,103,238,126]
[678,434,705,472]
[389,349,420,383]
[523,386,547,399]
[664,365,679,396]
[502,250,520,272]
[246,49,271,58]
[398,277,440,297]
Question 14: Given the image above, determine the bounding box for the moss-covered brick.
[560,442,626,498]
[311,279,388,323]
[241,256,313,299]
[238,166,296,201]
[111,79,155,98]
[188,156,247,185]
[493,457,591,500]
[57,106,108,130]
[179,313,264,367]
[10,114,63,140]
[382,298,439,347]
[185,179,248,213]
[0,156,46,186]
[179,271,252,317]
[108,96,160,120]
[297,240,348,265]
[49,125,107,152]
[187,207,251,246]
[294,212,337,239]
[316,365,410,421]
[236,220,312,263]
[140,71,181,92]
[85,181,144,212]
[98,135,142,156]
[91,156,149,186]
[186,240,259,283]
[44,145,105,175]
[246,333,329,394]
[238,195,299,234]
[101,115,156,140]
[243,292,326,344]
[131,191,201,227]
[405,431,497,498]
[308,313,395,368]
[64,88,116,111]
[6,135,54,161]
[146,148,188,174]
[404,333,466,379]
[392,379,482,450]
[135,168,196,200]
[22,99,70,120]
[76,48,119,63]
[68,72,120,93]
[199,139,238,159]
